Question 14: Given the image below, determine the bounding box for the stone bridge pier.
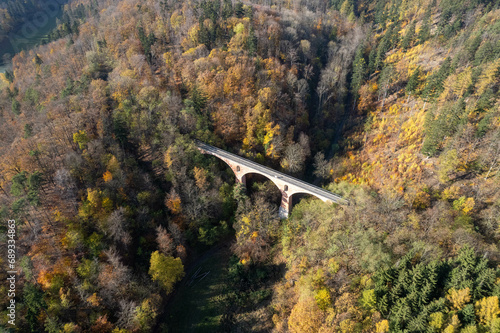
[208,154,294,217]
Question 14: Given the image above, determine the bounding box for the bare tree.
[156,225,174,256]
[281,142,307,173]
[116,299,137,330]
[298,132,311,157]
[313,152,331,179]
[98,248,132,306]
[296,78,309,101]
[106,207,131,246]
[303,64,314,81]
[54,168,77,207]
[483,130,500,179]
[168,222,184,246]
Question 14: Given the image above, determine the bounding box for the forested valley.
[0,0,70,45]
[0,0,499,331]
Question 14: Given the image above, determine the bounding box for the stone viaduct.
[195,141,348,218]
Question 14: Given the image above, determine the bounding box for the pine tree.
[340,0,354,17]
[407,290,420,311]
[390,21,401,47]
[426,260,441,295]
[447,246,496,300]
[371,251,497,332]
[27,171,43,206]
[392,298,412,329]
[33,54,43,66]
[234,2,244,18]
[391,280,405,300]
[420,282,433,306]
[473,263,496,300]
[190,85,207,113]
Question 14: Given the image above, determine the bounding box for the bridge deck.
[195,141,347,205]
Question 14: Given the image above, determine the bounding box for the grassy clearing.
[164,245,231,333]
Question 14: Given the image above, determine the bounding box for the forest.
[0,0,499,331]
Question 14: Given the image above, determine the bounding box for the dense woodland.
[0,0,500,331]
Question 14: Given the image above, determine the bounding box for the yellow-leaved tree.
[376,320,389,333]
[475,296,500,327]
[288,297,324,333]
[149,251,184,294]
[446,288,471,310]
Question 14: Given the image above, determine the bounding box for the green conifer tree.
[351,47,366,100]
[402,21,415,50]
[406,66,421,95]
[418,7,432,44]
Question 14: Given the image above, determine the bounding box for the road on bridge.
[195,141,348,206]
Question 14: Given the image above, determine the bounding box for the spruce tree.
[402,21,415,50]
[412,263,426,291]
[375,0,387,28]
[422,110,442,156]
[12,99,21,115]
[247,25,257,56]
[4,70,14,83]
[351,47,366,100]
[408,312,427,332]
[423,57,451,100]
[24,283,47,332]
[23,123,33,139]
[459,304,476,325]
[474,41,495,65]
[10,171,27,197]
[406,66,421,95]
[390,21,402,47]
[418,7,432,44]
[368,47,377,74]
[222,0,232,19]
[375,26,393,70]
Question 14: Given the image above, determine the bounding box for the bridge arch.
[236,170,294,218]
[234,173,333,218]
[220,164,329,218]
